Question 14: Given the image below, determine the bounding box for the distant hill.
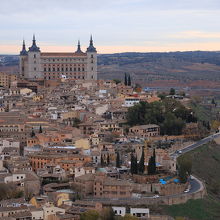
[98,51,220,89]
[1,52,220,89]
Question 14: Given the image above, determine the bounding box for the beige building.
[19,35,97,81]
[129,124,160,138]
[0,72,17,88]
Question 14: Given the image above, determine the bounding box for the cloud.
[169,31,220,39]
[1,0,220,53]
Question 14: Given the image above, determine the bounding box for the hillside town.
[0,34,219,220]
[0,61,212,220]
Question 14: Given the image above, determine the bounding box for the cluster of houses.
[0,77,189,219]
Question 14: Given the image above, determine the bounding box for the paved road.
[171,132,220,158]
[169,133,220,196]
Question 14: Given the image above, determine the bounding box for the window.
[91,54,93,58]
[34,54,36,58]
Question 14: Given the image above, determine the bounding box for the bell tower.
[19,40,28,79]
[27,35,42,80]
[86,35,97,80]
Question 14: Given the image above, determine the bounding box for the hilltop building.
[19,35,97,81]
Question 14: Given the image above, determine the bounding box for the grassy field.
[163,142,220,220]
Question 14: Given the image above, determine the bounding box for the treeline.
[127,99,197,135]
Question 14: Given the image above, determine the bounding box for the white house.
[130,208,150,218]
[112,207,126,216]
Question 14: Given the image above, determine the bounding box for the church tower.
[27,35,42,80]
[86,35,97,80]
[19,40,28,79]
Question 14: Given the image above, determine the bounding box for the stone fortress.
[19,35,97,81]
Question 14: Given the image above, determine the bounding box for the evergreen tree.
[152,148,156,174]
[148,156,153,175]
[107,154,110,165]
[101,155,105,167]
[211,98,216,105]
[130,153,138,174]
[116,152,120,168]
[39,125,43,133]
[127,74,131,86]
[130,153,134,174]
[124,73,128,86]
[169,88,175,95]
[148,149,157,175]
[138,147,145,174]
[31,128,35,137]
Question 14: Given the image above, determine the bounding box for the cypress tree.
[31,128,35,137]
[127,74,131,86]
[39,125,43,133]
[107,154,110,165]
[148,149,157,175]
[130,153,134,174]
[138,147,145,174]
[124,73,128,86]
[116,152,120,168]
[133,155,138,174]
[130,153,138,174]
[152,148,156,174]
[101,155,105,167]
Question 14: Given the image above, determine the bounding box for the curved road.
[171,132,220,157]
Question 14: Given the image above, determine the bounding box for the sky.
[1,0,220,54]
